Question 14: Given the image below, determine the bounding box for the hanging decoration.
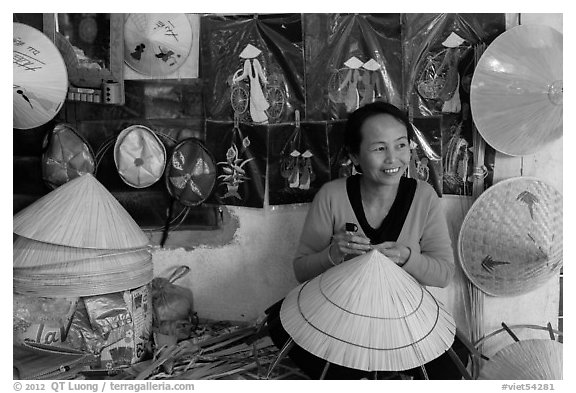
[201,14,303,123]
[13,23,68,130]
[305,14,403,120]
[124,13,193,78]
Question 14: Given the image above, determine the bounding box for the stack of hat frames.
[13,174,152,297]
[280,250,456,372]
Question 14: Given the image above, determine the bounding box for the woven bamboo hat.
[458,177,562,297]
[13,23,68,130]
[470,24,562,156]
[13,174,149,249]
[280,250,456,372]
[479,339,562,380]
[114,125,167,188]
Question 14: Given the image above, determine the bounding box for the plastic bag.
[151,266,197,343]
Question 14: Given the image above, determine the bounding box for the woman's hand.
[330,230,372,264]
[372,241,411,266]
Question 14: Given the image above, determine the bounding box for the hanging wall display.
[304,14,403,121]
[200,14,304,124]
[205,120,267,208]
[124,13,199,79]
[268,116,331,205]
[411,117,443,196]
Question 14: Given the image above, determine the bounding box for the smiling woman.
[264,102,468,379]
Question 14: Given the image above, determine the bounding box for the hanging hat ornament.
[458,177,562,297]
[124,13,193,77]
[470,24,562,156]
[41,123,96,189]
[114,125,167,189]
[280,250,456,372]
[13,23,68,130]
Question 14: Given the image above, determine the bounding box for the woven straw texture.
[479,339,562,380]
[13,174,149,249]
[458,177,562,297]
[280,250,455,372]
[114,125,166,189]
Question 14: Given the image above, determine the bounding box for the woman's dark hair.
[344,102,413,155]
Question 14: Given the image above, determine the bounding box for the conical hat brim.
[114,125,166,188]
[280,250,455,371]
[479,339,562,380]
[13,256,153,298]
[13,23,68,130]
[470,24,562,156]
[13,235,149,268]
[13,174,149,249]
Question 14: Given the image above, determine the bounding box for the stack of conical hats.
[280,250,456,372]
[13,174,152,297]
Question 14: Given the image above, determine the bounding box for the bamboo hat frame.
[280,250,456,372]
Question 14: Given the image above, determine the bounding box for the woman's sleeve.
[293,186,337,283]
[402,190,455,288]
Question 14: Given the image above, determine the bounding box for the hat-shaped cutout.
[114,125,167,188]
[165,138,217,207]
[239,44,262,59]
[479,339,562,380]
[344,56,363,69]
[280,250,455,372]
[13,174,149,249]
[362,59,381,71]
[458,177,562,297]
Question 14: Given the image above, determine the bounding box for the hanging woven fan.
[479,339,562,380]
[458,177,563,297]
[124,13,193,77]
[470,24,562,156]
[13,174,149,249]
[114,125,167,188]
[13,23,68,130]
[280,250,456,372]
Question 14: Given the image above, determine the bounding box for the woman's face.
[351,114,410,187]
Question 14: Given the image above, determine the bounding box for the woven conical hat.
[479,339,562,380]
[470,24,562,156]
[13,235,150,268]
[458,177,562,297]
[13,23,68,130]
[280,250,456,372]
[114,125,167,188]
[13,174,149,249]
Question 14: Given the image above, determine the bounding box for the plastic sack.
[151,266,197,343]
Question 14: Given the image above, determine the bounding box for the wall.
[151,13,563,357]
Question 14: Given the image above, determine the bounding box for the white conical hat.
[344,56,363,69]
[470,24,562,156]
[13,23,68,130]
[479,339,562,380]
[280,250,455,372]
[13,174,149,249]
[13,235,150,268]
[239,44,261,59]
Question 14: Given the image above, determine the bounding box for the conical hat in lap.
[13,174,149,249]
[280,250,455,372]
[479,339,562,380]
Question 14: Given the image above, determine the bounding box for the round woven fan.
[13,173,149,249]
[479,339,562,380]
[124,13,192,77]
[13,23,68,130]
[470,24,562,156]
[165,138,217,207]
[114,125,167,188]
[280,250,456,372]
[458,177,562,297]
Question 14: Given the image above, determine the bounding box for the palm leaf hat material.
[479,339,562,380]
[458,177,562,297]
[13,173,149,249]
[280,250,456,372]
[470,24,562,156]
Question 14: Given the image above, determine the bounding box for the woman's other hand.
[373,241,411,266]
